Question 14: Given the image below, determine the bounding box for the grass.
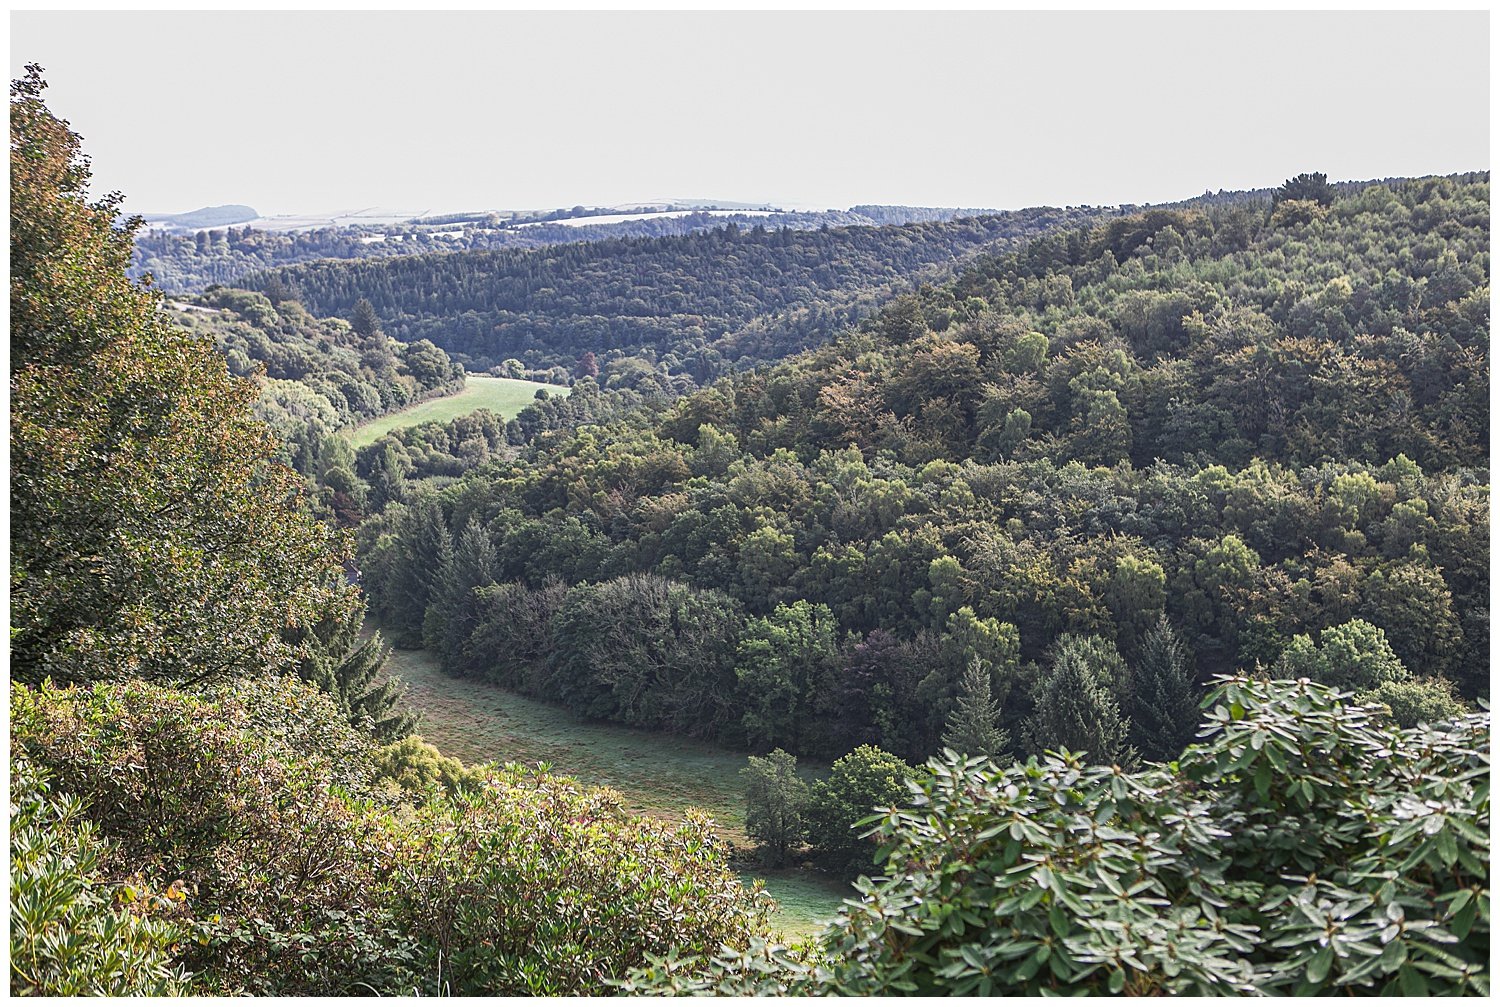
[383,644,853,942]
[347,375,567,449]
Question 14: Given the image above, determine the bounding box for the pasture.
[347,375,566,448]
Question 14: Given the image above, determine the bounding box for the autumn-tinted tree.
[10,67,348,687]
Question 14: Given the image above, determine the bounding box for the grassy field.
[347,375,567,449]
[383,644,853,941]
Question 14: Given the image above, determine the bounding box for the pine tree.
[1025,635,1133,764]
[349,297,382,339]
[941,657,1011,759]
[1127,617,1200,762]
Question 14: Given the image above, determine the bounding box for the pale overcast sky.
[9,11,1490,216]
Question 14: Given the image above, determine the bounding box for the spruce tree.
[349,296,382,339]
[1025,635,1133,764]
[1127,616,1200,762]
[423,517,498,664]
[941,657,1011,760]
[286,591,415,741]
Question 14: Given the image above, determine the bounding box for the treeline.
[130,205,1041,295]
[360,173,1489,766]
[172,287,465,437]
[165,287,466,525]
[252,208,1107,372]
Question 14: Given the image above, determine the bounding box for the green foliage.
[284,591,416,741]
[11,677,414,994]
[623,677,1490,996]
[804,746,915,876]
[10,67,350,689]
[1274,171,1336,207]
[1277,618,1410,691]
[736,601,838,751]
[1127,616,1200,762]
[13,678,774,995]
[10,757,192,996]
[373,735,484,801]
[256,208,1103,375]
[1026,635,1133,764]
[741,749,810,867]
[1358,676,1469,729]
[388,766,773,994]
[941,657,1010,759]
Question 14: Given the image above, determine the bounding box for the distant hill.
[141,204,259,229]
[253,207,1108,374]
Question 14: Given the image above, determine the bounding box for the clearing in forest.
[384,645,852,941]
[347,375,568,448]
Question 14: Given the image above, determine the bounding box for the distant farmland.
[348,375,567,448]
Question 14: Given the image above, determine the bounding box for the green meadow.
[347,375,566,448]
[383,644,852,941]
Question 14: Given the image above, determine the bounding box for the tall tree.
[349,296,382,339]
[1025,635,1133,764]
[286,591,416,741]
[11,66,347,686]
[1127,617,1200,762]
[941,657,1010,759]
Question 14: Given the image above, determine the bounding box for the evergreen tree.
[1025,635,1133,764]
[1127,616,1200,762]
[941,657,1011,759]
[422,517,498,662]
[349,296,382,339]
[287,592,415,741]
[1272,171,1335,207]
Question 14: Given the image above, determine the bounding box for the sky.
[9,11,1490,217]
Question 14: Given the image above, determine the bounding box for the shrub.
[10,757,191,996]
[386,765,773,994]
[374,735,483,800]
[11,678,419,995]
[623,676,1490,995]
[803,745,915,876]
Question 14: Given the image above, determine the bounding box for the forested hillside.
[252,209,1106,373]
[11,58,1489,998]
[361,172,1490,768]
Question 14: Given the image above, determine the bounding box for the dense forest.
[11,60,1489,998]
[357,172,1489,768]
[249,208,1108,373]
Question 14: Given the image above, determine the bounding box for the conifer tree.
[941,657,1011,760]
[1127,616,1200,762]
[423,517,498,662]
[1025,635,1133,764]
[287,592,415,741]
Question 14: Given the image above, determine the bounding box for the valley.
[381,642,852,941]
